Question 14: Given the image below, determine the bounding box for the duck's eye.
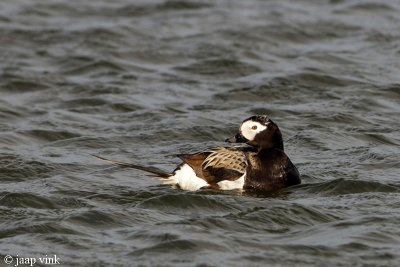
[251,125,257,130]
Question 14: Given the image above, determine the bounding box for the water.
[1,0,400,266]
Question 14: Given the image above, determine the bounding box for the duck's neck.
[257,131,284,153]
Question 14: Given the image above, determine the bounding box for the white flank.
[217,173,245,191]
[159,164,209,191]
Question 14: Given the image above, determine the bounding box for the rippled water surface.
[1,0,400,266]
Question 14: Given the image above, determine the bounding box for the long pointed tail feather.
[91,155,171,178]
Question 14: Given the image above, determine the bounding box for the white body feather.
[217,174,245,190]
[159,164,209,191]
[159,164,245,191]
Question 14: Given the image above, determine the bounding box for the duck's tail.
[91,155,171,178]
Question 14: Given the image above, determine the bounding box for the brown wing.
[202,147,247,173]
[178,147,247,185]
[177,152,209,178]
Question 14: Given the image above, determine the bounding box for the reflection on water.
[1,0,400,266]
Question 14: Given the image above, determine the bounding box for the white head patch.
[240,120,267,141]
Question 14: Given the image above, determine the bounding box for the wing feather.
[179,147,248,185]
[202,147,247,174]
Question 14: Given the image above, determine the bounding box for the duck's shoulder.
[203,146,256,167]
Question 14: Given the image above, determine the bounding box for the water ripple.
[1,0,400,266]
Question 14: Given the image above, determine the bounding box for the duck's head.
[225,115,284,151]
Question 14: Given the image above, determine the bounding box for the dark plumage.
[225,115,300,191]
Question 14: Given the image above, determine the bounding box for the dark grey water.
[1,0,400,266]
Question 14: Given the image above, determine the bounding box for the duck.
[93,115,301,192]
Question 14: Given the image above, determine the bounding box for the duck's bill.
[225,133,248,143]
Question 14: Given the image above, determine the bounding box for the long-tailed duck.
[93,115,300,192]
